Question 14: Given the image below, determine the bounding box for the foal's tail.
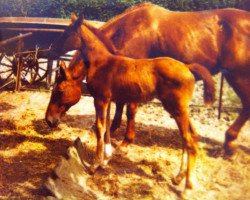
[187,63,215,105]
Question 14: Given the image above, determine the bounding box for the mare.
[95,3,250,155]
[46,14,210,193]
[50,3,250,155]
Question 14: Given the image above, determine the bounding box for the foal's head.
[45,60,82,127]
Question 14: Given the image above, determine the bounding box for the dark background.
[0,0,249,21]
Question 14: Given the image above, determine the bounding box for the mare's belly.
[112,83,156,103]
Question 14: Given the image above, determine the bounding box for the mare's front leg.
[120,103,138,147]
[110,102,125,135]
[90,99,112,173]
[110,102,138,147]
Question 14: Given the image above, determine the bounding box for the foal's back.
[105,55,195,103]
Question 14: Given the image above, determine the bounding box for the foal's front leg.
[104,102,112,164]
[90,99,112,173]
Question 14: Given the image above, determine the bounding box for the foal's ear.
[59,60,72,80]
[71,13,78,23]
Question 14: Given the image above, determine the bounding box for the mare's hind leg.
[224,74,250,155]
[120,103,138,147]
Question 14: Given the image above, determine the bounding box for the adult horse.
[46,15,204,193]
[97,3,250,155]
[51,2,249,155]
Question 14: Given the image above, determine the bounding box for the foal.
[48,15,200,192]
[46,16,214,148]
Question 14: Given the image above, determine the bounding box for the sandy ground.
[0,80,249,199]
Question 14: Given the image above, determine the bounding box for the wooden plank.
[0,27,64,33]
[0,32,32,47]
[0,17,70,26]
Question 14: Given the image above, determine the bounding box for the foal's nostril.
[46,120,53,128]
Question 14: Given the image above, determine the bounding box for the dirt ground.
[0,80,249,199]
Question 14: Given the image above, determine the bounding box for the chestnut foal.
[46,15,203,193]
[46,16,215,149]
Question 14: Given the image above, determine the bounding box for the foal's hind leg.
[177,116,198,190]
[172,146,188,185]
[172,120,199,186]
[162,100,198,190]
[224,74,250,155]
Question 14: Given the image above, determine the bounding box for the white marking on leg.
[105,143,112,158]
[182,150,188,170]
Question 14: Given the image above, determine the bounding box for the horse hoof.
[172,172,186,186]
[102,156,112,167]
[89,163,101,174]
[181,188,192,200]
[224,142,237,157]
[171,176,183,186]
[115,145,128,156]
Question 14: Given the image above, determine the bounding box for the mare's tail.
[187,63,215,105]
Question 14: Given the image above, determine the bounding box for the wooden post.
[55,60,59,79]
[15,57,22,91]
[15,36,24,92]
[218,73,224,119]
[46,59,53,89]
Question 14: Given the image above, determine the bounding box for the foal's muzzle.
[46,117,59,128]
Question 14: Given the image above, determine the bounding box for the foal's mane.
[83,20,120,55]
